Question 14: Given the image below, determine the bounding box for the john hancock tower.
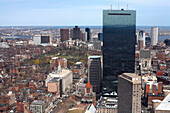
[103,9,136,93]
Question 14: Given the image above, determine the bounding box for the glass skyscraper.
[103,9,136,93]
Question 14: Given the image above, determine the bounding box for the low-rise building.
[96,97,118,113]
[30,100,45,113]
[46,63,72,93]
[72,62,84,79]
[47,78,60,95]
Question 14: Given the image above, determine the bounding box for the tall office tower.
[138,30,146,50]
[80,30,82,40]
[88,56,102,97]
[73,26,81,40]
[82,32,87,42]
[85,28,91,41]
[118,73,141,113]
[103,9,136,93]
[60,29,69,42]
[70,29,73,39]
[151,27,158,45]
[98,33,103,42]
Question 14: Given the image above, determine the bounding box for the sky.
[0,0,170,26]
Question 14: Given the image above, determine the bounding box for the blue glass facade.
[103,9,136,93]
[98,33,103,42]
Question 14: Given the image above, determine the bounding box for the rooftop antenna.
[110,4,112,10]
[127,4,128,10]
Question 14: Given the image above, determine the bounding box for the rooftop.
[89,56,101,59]
[49,69,71,78]
[120,73,141,84]
[156,93,170,111]
[31,100,45,105]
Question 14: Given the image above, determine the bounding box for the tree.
[46,59,50,64]
[34,59,40,64]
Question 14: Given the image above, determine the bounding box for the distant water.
[159,35,170,41]
[0,26,170,41]
[0,35,32,39]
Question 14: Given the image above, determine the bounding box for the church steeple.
[56,62,62,74]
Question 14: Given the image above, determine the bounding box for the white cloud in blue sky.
[0,0,170,26]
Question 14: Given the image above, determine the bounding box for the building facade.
[103,9,136,93]
[60,29,69,42]
[151,27,158,46]
[46,64,72,93]
[138,30,146,50]
[85,28,91,41]
[73,26,81,40]
[88,56,102,96]
[33,34,53,45]
[30,100,45,113]
[118,73,141,113]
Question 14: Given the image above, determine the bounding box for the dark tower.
[73,26,81,40]
[103,9,136,93]
[85,28,91,41]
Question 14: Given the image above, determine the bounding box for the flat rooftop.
[120,73,141,84]
[31,100,44,105]
[49,69,71,78]
[89,56,101,59]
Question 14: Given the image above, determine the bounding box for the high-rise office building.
[98,33,103,42]
[88,56,102,97]
[118,73,141,113]
[138,30,145,50]
[151,27,158,45]
[85,28,91,41]
[82,32,87,42]
[73,26,81,40]
[103,9,136,93]
[70,29,73,39]
[60,29,69,42]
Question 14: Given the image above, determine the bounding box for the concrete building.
[0,93,15,106]
[70,29,73,39]
[47,78,60,94]
[76,82,86,96]
[46,63,72,93]
[96,97,118,113]
[151,27,158,46]
[72,62,85,79]
[118,73,141,113]
[33,34,53,45]
[30,100,45,113]
[82,32,87,42]
[73,26,81,40]
[88,56,102,98]
[50,57,67,69]
[60,29,69,42]
[139,50,151,72]
[138,30,146,50]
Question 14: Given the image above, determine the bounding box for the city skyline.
[0,0,170,26]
